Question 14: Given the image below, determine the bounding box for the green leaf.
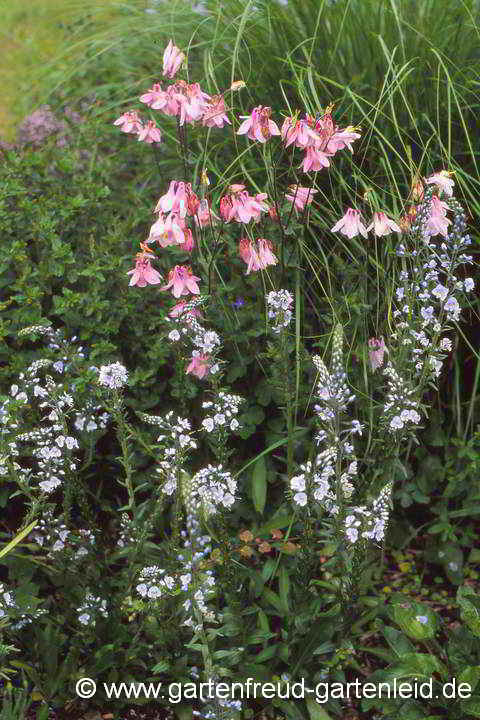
[457,586,480,636]
[278,565,290,614]
[0,520,38,559]
[306,696,333,720]
[458,665,480,692]
[262,588,285,615]
[252,455,267,515]
[391,600,437,640]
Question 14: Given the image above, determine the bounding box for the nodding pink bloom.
[285,185,318,212]
[301,146,332,173]
[162,265,201,298]
[169,300,203,320]
[239,238,277,274]
[202,95,231,128]
[139,83,165,107]
[366,211,401,236]
[113,110,143,134]
[172,80,211,126]
[331,208,368,239]
[127,251,162,287]
[155,181,196,218]
[220,185,269,224]
[194,199,218,228]
[308,109,336,148]
[237,106,281,143]
[425,170,455,197]
[425,195,451,237]
[368,337,388,371]
[281,116,319,149]
[137,120,162,144]
[178,228,195,252]
[326,126,361,154]
[148,212,185,247]
[163,39,185,79]
[186,352,211,379]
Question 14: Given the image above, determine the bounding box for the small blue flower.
[232,296,245,309]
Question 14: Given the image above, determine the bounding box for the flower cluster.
[77,593,108,626]
[266,290,294,334]
[201,392,243,434]
[29,510,95,560]
[98,362,129,390]
[344,483,392,544]
[141,411,197,496]
[0,583,46,629]
[167,300,221,380]
[187,465,238,518]
[136,566,177,599]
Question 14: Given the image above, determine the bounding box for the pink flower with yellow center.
[368,337,388,371]
[162,265,201,298]
[331,208,368,239]
[139,83,165,107]
[285,185,317,212]
[186,352,211,379]
[301,146,332,173]
[113,111,143,134]
[281,116,319,148]
[172,81,211,126]
[220,185,269,224]
[127,250,162,287]
[163,40,185,79]
[366,212,401,236]
[326,126,361,154]
[237,106,281,143]
[239,238,277,274]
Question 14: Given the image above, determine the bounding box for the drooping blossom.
[331,208,368,239]
[285,185,317,212]
[178,228,195,252]
[239,238,277,274]
[172,80,211,126]
[326,126,362,154]
[425,195,451,237]
[366,212,401,236]
[155,181,198,217]
[186,352,211,379]
[368,337,388,371]
[301,146,332,173]
[162,265,201,298]
[194,199,218,228]
[281,116,319,149]
[237,106,281,143]
[127,249,162,287]
[220,185,269,223]
[139,83,165,107]
[113,111,143,134]
[202,95,231,128]
[163,40,185,79]
[137,120,162,144]
[425,170,455,197]
[148,213,185,247]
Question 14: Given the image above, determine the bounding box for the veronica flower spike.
[331,208,368,239]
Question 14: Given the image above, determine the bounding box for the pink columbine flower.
[425,195,451,237]
[137,120,162,144]
[237,106,281,143]
[139,83,165,107]
[239,238,277,274]
[425,170,455,197]
[285,185,317,212]
[301,146,332,173]
[202,95,231,128]
[155,181,195,218]
[113,110,143,134]
[127,250,162,287]
[194,199,218,228]
[169,300,203,320]
[163,40,185,79]
[368,337,388,371]
[331,208,368,239]
[281,116,319,149]
[148,213,185,247]
[186,352,211,379]
[178,228,195,252]
[326,126,361,154]
[366,211,401,236]
[162,265,201,298]
[172,80,211,126]
[220,185,269,224]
